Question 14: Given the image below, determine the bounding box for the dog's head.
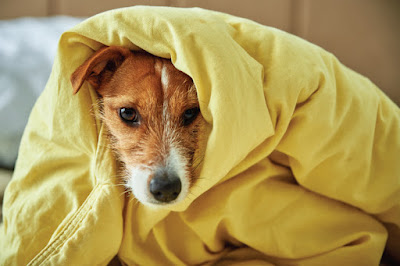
[71,46,206,207]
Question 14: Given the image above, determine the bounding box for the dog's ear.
[71,46,131,95]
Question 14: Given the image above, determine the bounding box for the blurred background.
[0,0,399,218]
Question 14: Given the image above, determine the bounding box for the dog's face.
[71,46,206,207]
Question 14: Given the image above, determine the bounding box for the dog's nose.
[149,170,182,203]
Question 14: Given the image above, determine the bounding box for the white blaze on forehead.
[160,62,170,91]
[161,62,170,123]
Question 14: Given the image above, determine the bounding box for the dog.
[70,46,206,207]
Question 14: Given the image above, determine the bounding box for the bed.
[0,3,399,259]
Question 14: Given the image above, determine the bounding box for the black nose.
[149,171,182,203]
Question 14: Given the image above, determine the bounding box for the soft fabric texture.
[1,6,399,265]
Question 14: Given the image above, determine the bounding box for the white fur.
[161,63,170,127]
[165,145,190,204]
[126,166,154,205]
[160,63,170,90]
[126,145,190,207]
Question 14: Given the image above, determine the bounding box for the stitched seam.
[27,184,104,265]
[29,184,102,265]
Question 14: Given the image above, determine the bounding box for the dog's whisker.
[193,177,210,183]
[184,194,194,203]
[118,190,130,197]
[192,161,204,172]
[111,183,128,188]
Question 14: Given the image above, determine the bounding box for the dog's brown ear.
[71,46,131,94]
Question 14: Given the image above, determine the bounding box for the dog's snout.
[149,170,182,203]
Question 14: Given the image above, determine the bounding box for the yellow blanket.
[1,6,399,265]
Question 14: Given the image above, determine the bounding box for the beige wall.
[1,0,399,104]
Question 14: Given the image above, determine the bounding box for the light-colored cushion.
[0,16,83,168]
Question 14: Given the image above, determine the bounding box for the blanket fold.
[1,6,399,265]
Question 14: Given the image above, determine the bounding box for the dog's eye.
[182,107,200,126]
[119,108,140,124]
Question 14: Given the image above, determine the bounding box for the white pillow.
[0,16,84,168]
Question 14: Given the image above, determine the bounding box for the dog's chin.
[125,166,190,208]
